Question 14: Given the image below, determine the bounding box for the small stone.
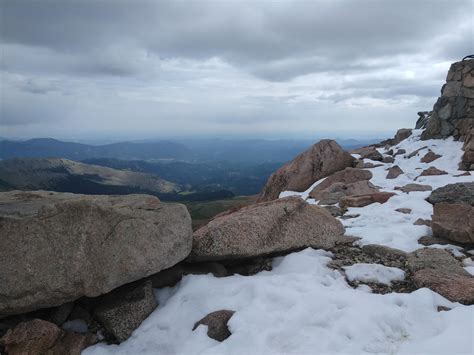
[93,280,157,343]
[0,319,97,355]
[395,184,432,193]
[339,192,396,208]
[420,151,442,163]
[193,310,235,342]
[406,146,428,159]
[362,163,384,168]
[454,172,471,177]
[382,156,395,163]
[340,214,360,220]
[361,244,407,260]
[48,302,74,326]
[417,167,448,178]
[335,236,362,246]
[437,306,452,312]
[386,165,404,179]
[413,218,432,227]
[395,208,411,214]
[393,149,406,156]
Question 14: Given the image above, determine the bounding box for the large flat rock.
[190,196,345,262]
[0,191,193,318]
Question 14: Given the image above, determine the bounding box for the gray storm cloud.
[0,0,472,139]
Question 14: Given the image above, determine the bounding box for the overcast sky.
[1,0,473,140]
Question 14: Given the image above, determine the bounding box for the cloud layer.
[1,0,473,139]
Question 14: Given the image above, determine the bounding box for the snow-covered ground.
[284,129,473,253]
[85,249,473,355]
[343,263,405,285]
[85,130,474,354]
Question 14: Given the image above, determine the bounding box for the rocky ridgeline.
[1,59,474,354]
[421,58,474,170]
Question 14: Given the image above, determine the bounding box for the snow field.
[84,131,474,354]
[84,248,474,355]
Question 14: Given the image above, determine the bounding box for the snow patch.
[84,249,474,355]
[344,263,405,285]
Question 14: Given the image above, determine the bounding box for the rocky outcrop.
[420,58,474,170]
[193,310,235,342]
[190,196,345,262]
[0,319,97,355]
[0,191,193,318]
[426,182,474,205]
[416,112,431,129]
[258,140,354,201]
[431,203,474,244]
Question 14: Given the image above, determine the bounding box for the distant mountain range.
[0,137,381,163]
[0,137,382,201]
[0,138,192,161]
[0,157,182,196]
